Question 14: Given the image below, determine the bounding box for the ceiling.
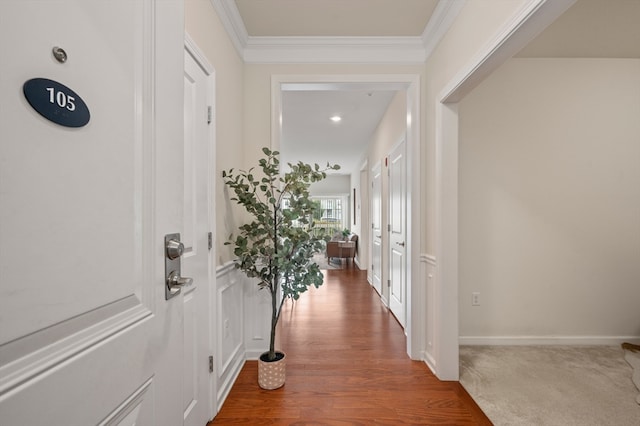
[222,0,640,176]
[234,0,439,37]
[516,0,640,58]
[281,86,397,173]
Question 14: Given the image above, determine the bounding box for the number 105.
[46,87,76,112]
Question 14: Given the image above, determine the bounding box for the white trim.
[216,260,237,277]
[422,0,467,60]
[99,377,154,426]
[216,357,244,413]
[244,36,427,64]
[440,0,576,103]
[354,257,363,270]
[459,336,640,346]
[271,74,421,360]
[434,102,460,381]
[210,0,465,64]
[183,35,217,421]
[405,76,422,359]
[386,136,407,329]
[214,261,245,412]
[209,0,247,57]
[0,297,152,395]
[420,254,437,375]
[184,33,214,75]
[421,253,436,266]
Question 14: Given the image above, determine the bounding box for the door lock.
[164,233,193,300]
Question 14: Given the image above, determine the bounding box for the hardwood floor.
[209,267,491,425]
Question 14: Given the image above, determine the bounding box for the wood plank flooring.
[209,267,492,425]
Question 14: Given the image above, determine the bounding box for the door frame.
[271,74,422,360]
[387,136,407,328]
[370,160,383,299]
[184,33,217,420]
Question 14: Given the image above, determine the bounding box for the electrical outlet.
[472,292,480,306]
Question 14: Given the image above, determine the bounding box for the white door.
[182,46,214,426]
[388,140,407,328]
[0,1,186,425]
[371,162,383,296]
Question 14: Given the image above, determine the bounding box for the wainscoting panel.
[422,254,437,372]
[243,276,272,360]
[215,263,245,411]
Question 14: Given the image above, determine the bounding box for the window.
[311,197,345,237]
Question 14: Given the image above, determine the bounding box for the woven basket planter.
[258,351,286,390]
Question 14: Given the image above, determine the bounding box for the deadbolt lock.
[164,233,192,300]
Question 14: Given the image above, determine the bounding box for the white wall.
[458,58,640,342]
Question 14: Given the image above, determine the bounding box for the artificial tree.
[223,147,339,362]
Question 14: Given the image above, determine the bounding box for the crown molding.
[422,0,467,59]
[210,0,248,55]
[244,36,427,64]
[211,0,465,64]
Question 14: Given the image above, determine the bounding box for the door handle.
[167,271,193,295]
[164,233,193,300]
[396,241,405,247]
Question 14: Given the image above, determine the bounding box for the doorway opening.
[272,75,422,360]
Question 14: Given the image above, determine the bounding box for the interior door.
[388,139,407,328]
[182,46,213,426]
[371,162,383,296]
[0,1,185,425]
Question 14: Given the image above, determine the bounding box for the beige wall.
[459,58,640,339]
[423,0,528,255]
[185,0,245,265]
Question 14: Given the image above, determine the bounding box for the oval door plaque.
[23,78,90,128]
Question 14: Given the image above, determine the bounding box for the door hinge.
[387,224,391,232]
[209,355,214,373]
[208,232,213,250]
[207,106,212,124]
[387,279,391,287]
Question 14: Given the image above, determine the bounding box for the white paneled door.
[371,162,383,296]
[389,139,407,328]
[182,46,214,426]
[0,1,188,425]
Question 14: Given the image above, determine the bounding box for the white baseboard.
[423,351,437,375]
[244,349,264,361]
[216,356,245,413]
[459,336,640,346]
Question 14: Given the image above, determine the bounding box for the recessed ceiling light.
[330,115,342,122]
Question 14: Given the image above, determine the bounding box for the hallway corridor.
[210,268,491,425]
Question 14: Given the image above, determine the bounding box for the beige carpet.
[459,345,640,426]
